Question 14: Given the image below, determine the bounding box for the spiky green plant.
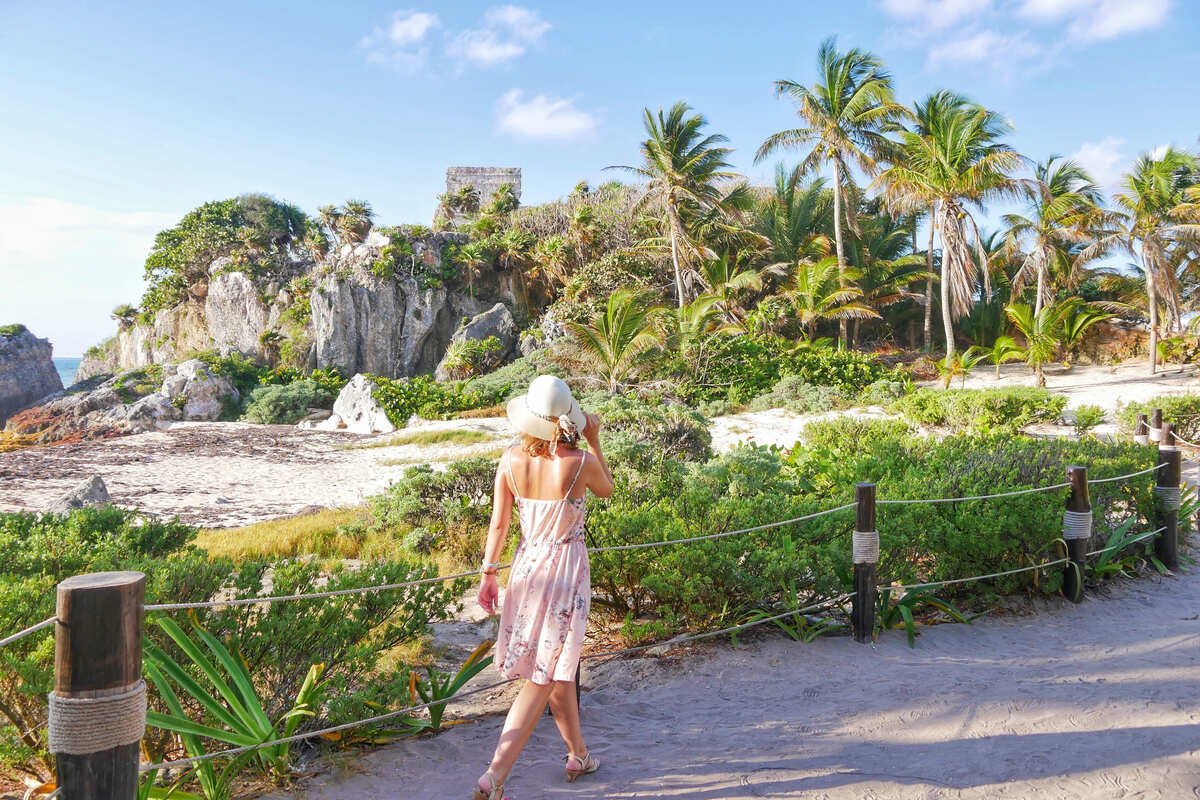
[1005,301,1066,387]
[567,288,664,393]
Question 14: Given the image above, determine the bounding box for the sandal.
[472,771,505,800]
[565,751,600,783]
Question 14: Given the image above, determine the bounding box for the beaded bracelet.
[480,561,501,575]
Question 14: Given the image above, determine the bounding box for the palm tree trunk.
[667,207,686,309]
[923,206,936,352]
[937,212,954,357]
[1034,255,1045,318]
[831,160,848,348]
[1146,256,1159,376]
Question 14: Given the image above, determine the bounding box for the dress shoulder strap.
[564,453,586,498]
[505,446,522,499]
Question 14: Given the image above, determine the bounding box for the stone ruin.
[444,166,522,221]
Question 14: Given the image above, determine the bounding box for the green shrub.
[1117,394,1200,441]
[1069,404,1107,436]
[859,376,911,406]
[259,365,348,396]
[463,349,563,402]
[112,364,164,403]
[242,379,336,424]
[365,457,502,564]
[589,393,712,462]
[371,374,503,426]
[748,375,843,414]
[891,387,1067,433]
[441,336,505,379]
[0,324,27,337]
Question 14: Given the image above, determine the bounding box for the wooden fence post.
[1151,408,1164,443]
[53,571,145,800]
[1156,423,1181,571]
[1062,466,1090,603]
[1135,413,1150,446]
[851,482,878,643]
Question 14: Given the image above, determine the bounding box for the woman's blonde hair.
[521,433,576,458]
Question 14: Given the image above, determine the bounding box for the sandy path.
[262,564,1200,799]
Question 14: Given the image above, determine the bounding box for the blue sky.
[1,0,1196,355]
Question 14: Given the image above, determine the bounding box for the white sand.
[260,563,1200,799]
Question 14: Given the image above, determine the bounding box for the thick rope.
[1149,426,1164,443]
[885,557,1071,592]
[49,680,146,755]
[589,503,857,554]
[1086,463,1163,484]
[852,530,880,564]
[1134,434,1151,446]
[1062,510,1093,540]
[0,616,55,648]
[878,482,1070,505]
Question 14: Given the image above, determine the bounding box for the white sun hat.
[506,375,587,443]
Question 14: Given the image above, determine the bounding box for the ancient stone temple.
[445,167,522,217]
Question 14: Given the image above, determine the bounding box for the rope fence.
[5,407,1192,797]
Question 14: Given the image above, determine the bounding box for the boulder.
[434,303,519,381]
[46,475,109,514]
[160,359,238,420]
[0,326,63,425]
[329,374,396,434]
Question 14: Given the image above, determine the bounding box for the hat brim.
[506,393,587,441]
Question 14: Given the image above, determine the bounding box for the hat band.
[525,396,577,425]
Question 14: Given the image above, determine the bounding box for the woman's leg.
[480,679,556,790]
[547,680,586,756]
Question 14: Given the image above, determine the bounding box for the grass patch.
[456,404,507,419]
[195,507,368,560]
[356,428,498,449]
[378,445,509,467]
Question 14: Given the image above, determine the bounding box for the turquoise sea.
[54,357,81,387]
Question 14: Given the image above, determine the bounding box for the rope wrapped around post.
[1135,413,1150,446]
[1149,408,1164,443]
[851,482,877,643]
[53,571,145,800]
[1062,466,1089,603]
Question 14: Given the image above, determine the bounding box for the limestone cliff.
[0,326,64,425]
[77,230,525,382]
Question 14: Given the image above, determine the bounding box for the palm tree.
[1006,301,1066,387]
[111,303,138,330]
[785,256,878,340]
[566,288,663,393]
[661,293,722,352]
[1082,148,1199,373]
[456,240,491,296]
[984,335,1024,378]
[1058,299,1115,366]
[317,205,342,247]
[1004,157,1103,316]
[757,37,907,346]
[337,200,374,244]
[610,102,741,308]
[697,254,767,329]
[879,93,1026,356]
[755,166,833,280]
[845,210,928,346]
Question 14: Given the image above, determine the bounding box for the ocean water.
[54,356,81,387]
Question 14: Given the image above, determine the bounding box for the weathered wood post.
[1150,408,1164,443]
[1135,413,1151,446]
[1062,466,1091,603]
[1155,423,1181,571]
[52,571,146,800]
[851,482,878,643]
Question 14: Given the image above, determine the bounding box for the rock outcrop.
[46,475,110,514]
[306,374,396,435]
[434,303,519,380]
[0,326,64,425]
[77,230,526,383]
[5,359,238,445]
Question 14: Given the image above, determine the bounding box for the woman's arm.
[582,413,614,499]
[478,453,515,614]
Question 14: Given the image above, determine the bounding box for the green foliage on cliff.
[141,194,313,311]
[0,324,27,337]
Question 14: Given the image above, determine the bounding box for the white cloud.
[880,0,992,29]
[446,5,549,67]
[1018,0,1169,40]
[927,30,1041,64]
[0,198,173,265]
[1070,136,1126,193]
[360,9,440,69]
[495,90,595,140]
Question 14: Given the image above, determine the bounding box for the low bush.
[748,375,842,414]
[1117,394,1200,441]
[589,393,713,462]
[858,376,911,406]
[242,379,336,424]
[891,387,1067,433]
[0,507,466,782]
[440,336,505,379]
[1069,404,1107,436]
[463,349,564,403]
[371,374,503,426]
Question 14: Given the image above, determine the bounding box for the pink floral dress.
[494,448,590,685]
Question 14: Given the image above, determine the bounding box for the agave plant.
[402,641,494,734]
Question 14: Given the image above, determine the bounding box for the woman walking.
[473,375,613,800]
